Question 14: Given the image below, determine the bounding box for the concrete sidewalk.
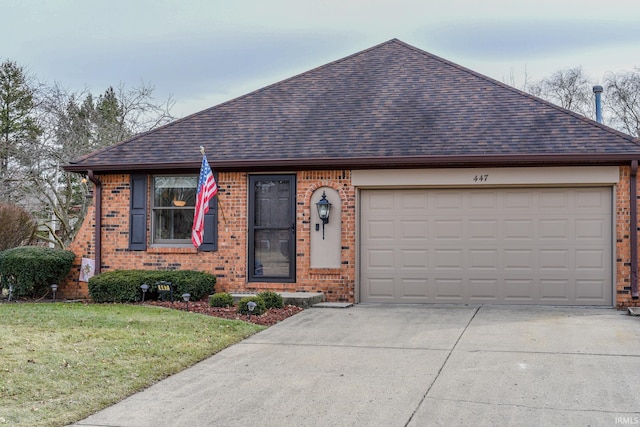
[73,305,640,427]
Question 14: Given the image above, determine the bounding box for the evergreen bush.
[209,292,235,307]
[257,291,284,309]
[0,246,75,297]
[88,270,216,303]
[237,296,266,316]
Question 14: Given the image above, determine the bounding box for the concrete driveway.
[74,305,640,427]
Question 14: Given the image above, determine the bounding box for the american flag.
[191,155,218,248]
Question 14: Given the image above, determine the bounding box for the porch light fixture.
[140,283,149,302]
[315,191,332,240]
[51,284,58,302]
[182,293,191,311]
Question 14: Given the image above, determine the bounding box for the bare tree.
[528,67,595,119]
[26,81,175,248]
[0,203,37,251]
[604,68,640,138]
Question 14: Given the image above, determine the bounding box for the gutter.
[87,170,102,275]
[632,161,639,299]
[63,153,640,174]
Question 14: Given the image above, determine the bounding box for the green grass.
[0,303,265,427]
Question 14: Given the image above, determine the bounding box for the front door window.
[248,175,295,282]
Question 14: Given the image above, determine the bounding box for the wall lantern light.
[315,191,332,240]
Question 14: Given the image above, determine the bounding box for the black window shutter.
[199,195,218,251]
[129,174,147,251]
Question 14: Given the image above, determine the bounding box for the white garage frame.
[353,166,619,305]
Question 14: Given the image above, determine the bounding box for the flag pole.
[200,146,227,224]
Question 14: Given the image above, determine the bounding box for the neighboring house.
[63,39,640,308]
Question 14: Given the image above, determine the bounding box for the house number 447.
[473,174,489,182]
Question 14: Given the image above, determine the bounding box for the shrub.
[0,204,37,251]
[0,246,75,297]
[237,296,266,316]
[257,291,283,309]
[209,292,234,308]
[88,270,216,303]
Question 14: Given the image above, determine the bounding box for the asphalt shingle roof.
[66,39,640,173]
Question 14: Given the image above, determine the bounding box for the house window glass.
[152,176,197,244]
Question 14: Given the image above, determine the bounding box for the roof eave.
[63,153,639,174]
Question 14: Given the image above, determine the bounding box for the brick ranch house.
[63,39,640,308]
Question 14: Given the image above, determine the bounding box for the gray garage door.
[360,188,612,305]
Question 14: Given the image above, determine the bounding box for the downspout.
[87,170,102,275]
[631,161,639,299]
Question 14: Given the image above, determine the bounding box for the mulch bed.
[143,300,304,326]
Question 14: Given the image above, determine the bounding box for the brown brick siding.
[63,167,640,308]
[615,166,640,308]
[65,171,356,302]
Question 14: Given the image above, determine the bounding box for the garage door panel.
[504,279,535,300]
[504,250,534,270]
[576,279,607,301]
[400,279,429,299]
[366,220,395,240]
[576,189,608,209]
[368,278,395,299]
[400,249,429,269]
[539,219,569,240]
[576,219,606,239]
[435,192,463,209]
[540,190,570,210]
[470,191,498,209]
[434,249,464,269]
[360,187,612,305]
[469,249,499,270]
[434,220,463,240]
[469,220,498,240]
[400,192,428,209]
[504,191,534,209]
[469,279,499,300]
[576,249,606,270]
[504,220,534,240]
[435,278,464,300]
[400,220,428,239]
[367,249,394,269]
[540,279,570,300]
[366,192,396,210]
[539,250,569,270]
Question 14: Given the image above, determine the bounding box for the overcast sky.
[2,0,640,117]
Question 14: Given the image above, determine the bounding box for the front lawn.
[0,303,265,426]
